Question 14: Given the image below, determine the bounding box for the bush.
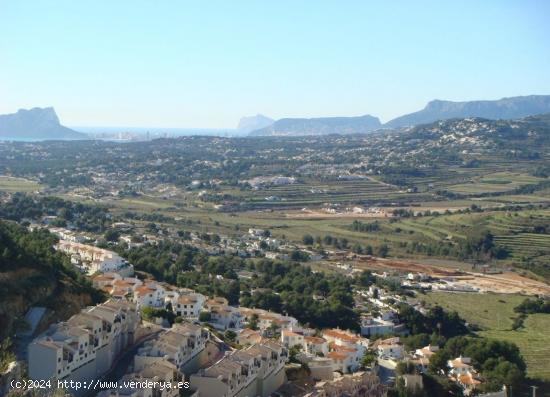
[199,311,212,322]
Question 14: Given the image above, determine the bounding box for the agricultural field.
[0,176,41,193]
[219,178,434,210]
[446,172,545,195]
[100,190,550,280]
[422,292,550,382]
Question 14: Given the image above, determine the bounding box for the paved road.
[377,359,396,386]
[83,330,162,397]
[14,307,47,362]
[22,307,47,336]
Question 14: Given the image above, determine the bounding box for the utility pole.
[531,385,538,397]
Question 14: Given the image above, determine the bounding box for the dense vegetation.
[0,221,103,369]
[398,304,469,349]
[240,259,359,330]
[428,336,526,392]
[0,193,112,232]
[514,298,550,315]
[119,242,359,330]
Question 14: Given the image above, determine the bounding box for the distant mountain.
[0,107,87,140]
[250,114,382,136]
[385,95,550,128]
[237,114,274,133]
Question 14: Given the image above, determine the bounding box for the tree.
[0,338,16,373]
[395,361,416,375]
[248,313,259,330]
[377,244,389,258]
[361,350,377,368]
[224,330,237,342]
[428,350,450,375]
[104,229,120,242]
[302,234,314,245]
[288,344,302,363]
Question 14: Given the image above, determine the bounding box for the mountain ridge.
[0,107,87,140]
[385,95,550,128]
[249,114,382,136]
[248,95,550,136]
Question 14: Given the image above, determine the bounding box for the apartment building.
[280,329,304,348]
[322,329,368,350]
[236,329,263,346]
[92,273,143,299]
[48,227,88,243]
[239,307,298,332]
[135,322,209,372]
[190,342,288,397]
[55,240,134,276]
[174,291,206,320]
[322,329,368,373]
[303,371,386,397]
[204,297,243,330]
[360,316,395,337]
[304,336,329,356]
[98,360,184,397]
[28,300,139,393]
[296,353,335,380]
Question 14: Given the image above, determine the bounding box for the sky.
[1,1,549,129]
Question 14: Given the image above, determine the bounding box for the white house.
[133,282,166,309]
[280,330,304,348]
[375,337,404,360]
[174,292,206,320]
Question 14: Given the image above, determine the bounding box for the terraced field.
[446,172,544,195]
[234,179,432,209]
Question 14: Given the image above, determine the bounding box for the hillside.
[0,107,87,140]
[401,113,550,154]
[0,221,103,344]
[250,114,381,136]
[385,95,550,128]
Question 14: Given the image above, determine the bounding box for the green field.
[422,292,550,382]
[0,176,41,192]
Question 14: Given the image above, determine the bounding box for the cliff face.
[385,95,550,128]
[0,107,87,140]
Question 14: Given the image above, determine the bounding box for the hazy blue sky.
[1,0,549,128]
